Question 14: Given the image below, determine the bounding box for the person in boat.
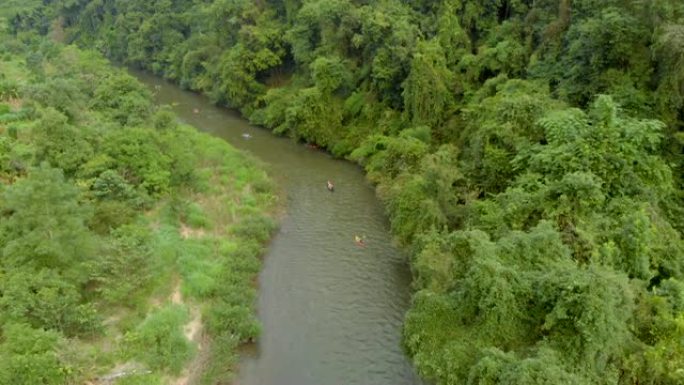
[327,180,334,191]
[355,235,365,246]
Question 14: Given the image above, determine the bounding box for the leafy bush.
[122,305,194,374]
[230,214,276,243]
[0,323,69,385]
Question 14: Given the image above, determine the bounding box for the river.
[132,70,421,385]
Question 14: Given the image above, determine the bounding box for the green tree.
[1,166,96,278]
[0,323,69,385]
[102,127,172,195]
[402,39,453,128]
[91,72,153,126]
[32,107,94,175]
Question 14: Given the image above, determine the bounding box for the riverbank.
[0,35,278,385]
[165,129,279,385]
[106,128,279,385]
[131,69,420,385]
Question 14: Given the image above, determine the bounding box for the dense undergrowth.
[0,25,277,385]
[9,0,684,384]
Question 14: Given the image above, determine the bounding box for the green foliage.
[402,39,453,127]
[115,373,163,385]
[311,55,353,93]
[535,5,652,107]
[197,331,242,384]
[123,304,193,374]
[403,98,684,385]
[351,134,429,181]
[654,24,684,127]
[32,108,94,175]
[0,78,20,100]
[23,77,87,121]
[91,73,153,126]
[92,223,156,303]
[0,268,101,336]
[38,0,684,383]
[283,86,343,147]
[0,0,42,19]
[231,214,276,244]
[0,323,69,385]
[0,33,278,385]
[461,78,560,194]
[1,166,95,277]
[102,127,172,195]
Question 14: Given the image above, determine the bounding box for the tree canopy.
[9,0,684,383]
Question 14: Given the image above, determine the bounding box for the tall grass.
[158,130,279,384]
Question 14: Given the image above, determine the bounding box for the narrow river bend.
[132,70,421,385]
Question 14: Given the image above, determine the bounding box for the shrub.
[122,304,194,375]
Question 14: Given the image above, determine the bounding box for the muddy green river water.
[133,70,421,385]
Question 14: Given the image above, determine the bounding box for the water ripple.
[133,70,421,385]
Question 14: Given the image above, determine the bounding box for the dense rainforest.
[7,0,684,384]
[0,11,278,385]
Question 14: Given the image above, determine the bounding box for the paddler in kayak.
[327,180,334,192]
